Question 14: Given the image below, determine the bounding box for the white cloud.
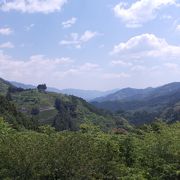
[25,24,35,31]
[78,63,101,71]
[102,72,130,79]
[109,34,180,87]
[0,52,73,84]
[0,27,13,35]
[111,60,132,67]
[60,30,98,48]
[79,31,98,42]
[160,14,173,20]
[176,24,180,31]
[164,62,179,70]
[1,0,67,14]
[131,65,146,71]
[113,0,177,27]
[0,42,14,49]
[62,17,77,28]
[0,51,104,89]
[111,33,180,60]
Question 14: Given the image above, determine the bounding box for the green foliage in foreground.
[0,118,179,180]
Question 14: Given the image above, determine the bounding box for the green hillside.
[11,89,117,130]
[0,78,13,96]
[0,95,37,129]
[0,78,129,131]
[92,83,180,125]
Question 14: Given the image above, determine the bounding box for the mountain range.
[1,78,180,126]
[91,82,180,124]
[91,82,180,111]
[10,81,118,101]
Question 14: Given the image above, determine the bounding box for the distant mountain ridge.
[92,82,180,103]
[1,78,180,125]
[93,87,155,102]
[10,81,118,101]
[11,81,36,89]
[9,80,180,106]
[11,81,61,94]
[60,88,118,101]
[91,82,180,113]
[91,82,180,125]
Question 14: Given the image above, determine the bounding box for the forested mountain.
[0,78,14,96]
[92,83,180,125]
[10,81,118,100]
[0,78,129,131]
[0,95,37,129]
[93,82,180,103]
[2,78,180,127]
[93,87,155,102]
[92,86,180,112]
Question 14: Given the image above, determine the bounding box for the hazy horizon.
[0,0,180,90]
[9,78,180,92]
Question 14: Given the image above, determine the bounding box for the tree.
[37,84,47,92]
[6,91,12,101]
[54,98,62,111]
[31,107,40,115]
[8,86,24,93]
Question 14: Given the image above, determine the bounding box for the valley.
[1,0,180,178]
[0,77,179,179]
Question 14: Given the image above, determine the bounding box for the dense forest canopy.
[0,118,179,179]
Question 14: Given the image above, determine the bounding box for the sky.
[0,0,180,90]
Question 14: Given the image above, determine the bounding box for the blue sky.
[0,0,180,90]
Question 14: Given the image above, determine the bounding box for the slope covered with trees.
[0,77,128,131]
[92,83,180,125]
[0,95,37,129]
[0,118,179,179]
[0,78,15,96]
